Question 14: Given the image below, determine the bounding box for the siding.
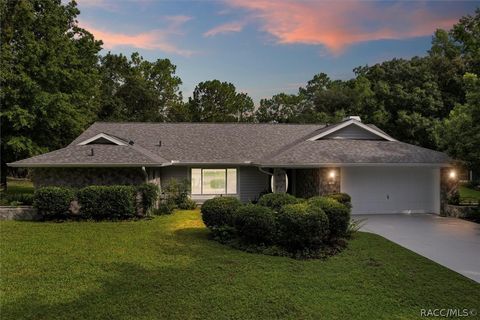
[239,167,270,202]
[160,166,188,186]
[324,124,381,140]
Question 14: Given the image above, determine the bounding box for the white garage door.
[341,167,440,214]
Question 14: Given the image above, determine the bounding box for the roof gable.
[77,133,127,146]
[308,120,395,141]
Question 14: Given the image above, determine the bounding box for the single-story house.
[9,116,456,214]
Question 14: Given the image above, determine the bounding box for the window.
[191,168,237,195]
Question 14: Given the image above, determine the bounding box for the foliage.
[77,185,136,220]
[437,73,480,172]
[447,190,461,205]
[257,193,300,212]
[137,183,159,215]
[177,198,197,210]
[33,187,74,220]
[4,193,34,206]
[201,196,242,228]
[154,202,176,215]
[186,80,254,122]
[98,52,183,122]
[234,204,277,245]
[308,197,351,238]
[326,193,352,209]
[277,203,329,252]
[346,218,367,238]
[0,0,102,185]
[162,179,191,209]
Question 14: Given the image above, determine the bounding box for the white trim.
[77,133,127,146]
[307,120,396,142]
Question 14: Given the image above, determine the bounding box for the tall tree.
[437,73,480,171]
[98,52,183,122]
[0,0,102,185]
[187,80,254,122]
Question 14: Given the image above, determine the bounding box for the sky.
[76,0,479,104]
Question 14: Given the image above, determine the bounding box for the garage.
[341,166,440,214]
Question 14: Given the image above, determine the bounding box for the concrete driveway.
[357,213,480,283]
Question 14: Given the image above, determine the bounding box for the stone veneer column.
[318,167,341,195]
[440,167,458,215]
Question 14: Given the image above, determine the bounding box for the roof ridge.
[92,121,326,126]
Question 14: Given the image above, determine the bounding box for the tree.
[0,0,102,186]
[437,73,480,172]
[187,80,254,122]
[98,52,183,122]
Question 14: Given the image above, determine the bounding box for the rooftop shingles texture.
[10,145,162,166]
[264,140,450,165]
[10,122,450,166]
[70,122,324,164]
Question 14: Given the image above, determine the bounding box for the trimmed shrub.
[33,187,75,220]
[257,193,300,212]
[7,193,34,205]
[234,204,277,245]
[277,203,329,252]
[178,198,197,210]
[326,193,352,208]
[162,178,190,207]
[201,196,242,228]
[308,197,350,238]
[137,183,159,215]
[77,185,136,220]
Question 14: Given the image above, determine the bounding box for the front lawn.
[1,210,478,319]
[459,185,480,204]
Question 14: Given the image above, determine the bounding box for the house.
[8,117,455,214]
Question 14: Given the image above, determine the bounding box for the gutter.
[7,163,172,168]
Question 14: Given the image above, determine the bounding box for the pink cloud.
[80,16,195,57]
[224,0,459,54]
[204,21,246,37]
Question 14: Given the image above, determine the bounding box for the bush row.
[33,183,160,220]
[201,192,351,257]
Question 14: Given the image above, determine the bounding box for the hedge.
[33,187,75,220]
[201,197,242,228]
[137,183,159,215]
[234,204,277,245]
[257,193,300,212]
[77,185,136,220]
[308,197,350,238]
[326,193,352,208]
[277,203,329,252]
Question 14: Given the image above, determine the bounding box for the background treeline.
[1,0,479,185]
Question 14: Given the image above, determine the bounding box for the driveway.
[357,213,480,283]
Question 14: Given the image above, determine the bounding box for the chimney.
[343,116,361,122]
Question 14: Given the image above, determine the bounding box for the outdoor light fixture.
[449,170,457,179]
[329,170,336,179]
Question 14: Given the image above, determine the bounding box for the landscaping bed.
[1,210,479,320]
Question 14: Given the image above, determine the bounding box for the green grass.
[459,185,480,202]
[1,210,479,320]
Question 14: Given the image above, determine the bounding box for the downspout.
[258,167,273,176]
[141,166,148,183]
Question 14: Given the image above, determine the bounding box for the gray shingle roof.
[9,121,450,167]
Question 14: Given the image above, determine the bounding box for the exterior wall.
[159,166,269,203]
[294,168,340,198]
[239,167,269,202]
[31,168,145,188]
[440,167,458,215]
[324,125,381,140]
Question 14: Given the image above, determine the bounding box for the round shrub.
[326,193,352,208]
[234,204,277,245]
[257,193,300,212]
[277,203,329,252]
[201,196,242,228]
[33,187,75,220]
[77,185,136,220]
[308,197,350,238]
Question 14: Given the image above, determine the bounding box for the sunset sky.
[77,0,478,103]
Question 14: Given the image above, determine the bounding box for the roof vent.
[343,116,361,122]
[128,140,134,145]
[89,148,94,156]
